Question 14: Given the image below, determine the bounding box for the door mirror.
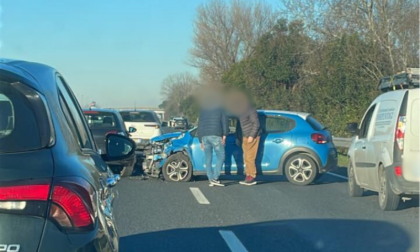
[161,121,168,127]
[104,134,136,161]
[128,126,137,133]
[345,122,359,135]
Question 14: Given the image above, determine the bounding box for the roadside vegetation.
[159,0,419,137]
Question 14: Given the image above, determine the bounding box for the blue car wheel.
[285,154,318,186]
[162,153,193,182]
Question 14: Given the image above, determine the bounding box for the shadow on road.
[120,219,412,252]
[192,173,347,186]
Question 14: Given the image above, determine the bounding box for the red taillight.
[395,116,406,151]
[52,186,93,228]
[395,166,402,177]
[311,133,328,144]
[83,111,99,114]
[0,184,50,201]
[106,131,125,136]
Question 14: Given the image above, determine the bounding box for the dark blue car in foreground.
[0,59,136,251]
[143,110,338,185]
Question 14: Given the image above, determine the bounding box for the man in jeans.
[197,107,228,187]
[237,106,261,186]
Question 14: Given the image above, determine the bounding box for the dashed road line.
[190,187,210,204]
[326,172,348,180]
[219,230,249,252]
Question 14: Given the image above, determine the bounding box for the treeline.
[160,0,419,136]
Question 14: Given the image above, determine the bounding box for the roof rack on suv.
[378,68,419,92]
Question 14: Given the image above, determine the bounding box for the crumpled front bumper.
[142,143,169,174]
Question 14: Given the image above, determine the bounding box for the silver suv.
[346,72,419,211]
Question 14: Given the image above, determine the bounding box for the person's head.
[196,84,224,110]
[225,89,250,116]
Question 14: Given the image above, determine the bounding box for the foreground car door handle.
[273,138,284,144]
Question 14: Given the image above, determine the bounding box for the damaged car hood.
[151,131,182,143]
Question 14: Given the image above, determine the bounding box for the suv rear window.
[84,111,119,129]
[120,111,157,123]
[0,81,49,153]
[306,116,326,131]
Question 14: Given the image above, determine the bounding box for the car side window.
[57,77,93,149]
[359,105,376,139]
[260,115,296,133]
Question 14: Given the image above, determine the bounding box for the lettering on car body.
[0,245,20,252]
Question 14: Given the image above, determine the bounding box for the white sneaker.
[211,179,225,187]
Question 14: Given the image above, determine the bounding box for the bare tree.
[282,0,419,78]
[160,72,199,115]
[190,0,279,79]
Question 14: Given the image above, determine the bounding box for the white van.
[346,86,419,210]
[119,110,162,149]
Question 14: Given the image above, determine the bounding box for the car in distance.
[0,59,136,251]
[173,117,188,130]
[346,72,419,211]
[144,110,338,186]
[120,110,162,149]
[84,108,137,177]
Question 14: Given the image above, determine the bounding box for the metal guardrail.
[333,137,352,149]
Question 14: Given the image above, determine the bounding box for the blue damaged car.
[143,110,338,185]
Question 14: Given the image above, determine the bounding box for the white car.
[346,83,419,210]
[120,110,162,149]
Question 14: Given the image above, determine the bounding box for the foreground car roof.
[0,58,56,94]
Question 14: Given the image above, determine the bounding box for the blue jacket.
[197,108,228,142]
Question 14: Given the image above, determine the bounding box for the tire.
[348,161,363,197]
[378,166,400,211]
[285,154,318,186]
[120,165,134,177]
[162,153,193,182]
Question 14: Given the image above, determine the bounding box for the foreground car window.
[0,82,45,153]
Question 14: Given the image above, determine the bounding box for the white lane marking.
[219,230,249,252]
[190,187,210,204]
[326,172,348,180]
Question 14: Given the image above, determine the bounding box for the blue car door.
[257,113,295,173]
[224,129,244,175]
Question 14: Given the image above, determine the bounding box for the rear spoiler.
[378,68,419,92]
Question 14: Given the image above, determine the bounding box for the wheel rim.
[288,158,313,183]
[379,170,386,205]
[166,159,189,181]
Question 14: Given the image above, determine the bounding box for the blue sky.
[0,0,280,108]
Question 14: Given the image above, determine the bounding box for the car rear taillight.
[395,116,406,151]
[0,179,96,230]
[0,184,50,201]
[51,186,92,228]
[50,179,96,229]
[395,166,403,177]
[106,131,125,136]
[311,133,328,144]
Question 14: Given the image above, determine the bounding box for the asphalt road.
[114,168,419,252]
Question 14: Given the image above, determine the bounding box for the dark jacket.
[197,108,228,142]
[238,108,261,138]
